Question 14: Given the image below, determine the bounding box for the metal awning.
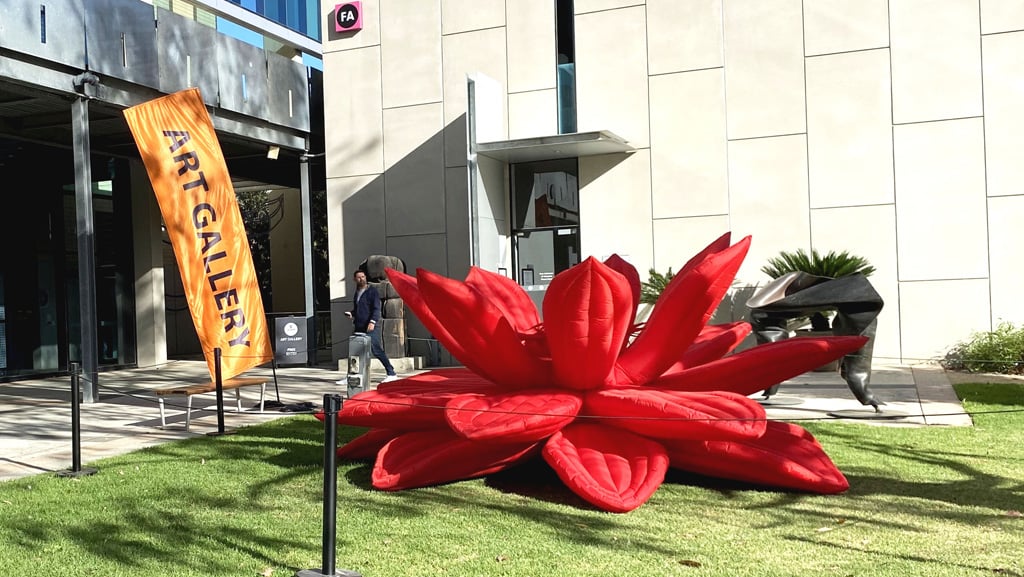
[475,130,635,163]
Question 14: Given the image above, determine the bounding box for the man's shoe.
[335,379,346,385]
[381,375,399,383]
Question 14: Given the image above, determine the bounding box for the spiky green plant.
[640,267,674,304]
[760,248,876,279]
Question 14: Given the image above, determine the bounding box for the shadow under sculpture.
[746,272,884,411]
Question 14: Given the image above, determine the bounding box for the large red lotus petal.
[542,423,669,513]
[417,267,550,388]
[339,370,499,429]
[445,389,583,442]
[676,231,732,278]
[655,335,868,394]
[662,420,849,493]
[372,430,540,490]
[337,428,401,460]
[465,266,540,333]
[603,254,641,319]
[615,236,751,386]
[387,268,480,375]
[543,258,634,390]
[376,367,492,391]
[662,321,752,375]
[584,388,766,441]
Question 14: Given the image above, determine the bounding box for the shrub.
[761,248,876,279]
[640,267,674,305]
[942,322,1024,374]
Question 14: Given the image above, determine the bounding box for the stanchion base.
[56,467,98,478]
[827,409,908,420]
[296,569,362,577]
[756,397,805,407]
[205,429,238,437]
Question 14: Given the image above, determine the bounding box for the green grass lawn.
[1,382,1021,577]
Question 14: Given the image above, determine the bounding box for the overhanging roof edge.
[475,130,635,163]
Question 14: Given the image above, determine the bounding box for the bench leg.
[159,397,166,428]
[259,383,266,413]
[185,395,193,432]
[235,387,242,413]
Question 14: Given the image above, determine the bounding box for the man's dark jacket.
[352,285,382,332]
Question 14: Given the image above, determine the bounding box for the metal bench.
[155,377,267,431]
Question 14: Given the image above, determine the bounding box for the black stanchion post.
[297,394,361,577]
[207,348,235,437]
[56,362,97,478]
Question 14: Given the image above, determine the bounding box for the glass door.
[510,158,580,303]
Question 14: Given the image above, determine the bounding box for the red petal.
[663,420,849,493]
[543,258,634,390]
[616,236,750,385]
[386,268,478,374]
[603,254,641,320]
[655,336,868,394]
[372,430,539,490]
[585,388,766,441]
[465,266,540,333]
[445,389,582,442]
[417,267,550,387]
[542,423,669,513]
[339,370,499,430]
[676,231,732,277]
[337,428,401,460]
[662,321,752,375]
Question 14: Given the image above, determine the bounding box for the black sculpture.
[746,272,884,411]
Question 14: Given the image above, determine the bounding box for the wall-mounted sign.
[334,2,362,32]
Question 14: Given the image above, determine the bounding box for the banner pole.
[207,348,235,437]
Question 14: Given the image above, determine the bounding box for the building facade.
[321,0,1024,366]
[0,0,324,397]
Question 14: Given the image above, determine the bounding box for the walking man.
[342,269,397,383]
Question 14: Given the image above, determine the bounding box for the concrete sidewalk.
[0,360,971,483]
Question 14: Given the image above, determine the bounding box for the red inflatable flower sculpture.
[324,233,866,512]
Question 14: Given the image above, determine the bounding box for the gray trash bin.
[346,333,372,397]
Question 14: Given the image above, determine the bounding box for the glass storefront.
[0,143,136,381]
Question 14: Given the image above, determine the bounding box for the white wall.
[323,0,1024,365]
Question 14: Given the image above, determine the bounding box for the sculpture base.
[756,397,805,407]
[827,409,908,420]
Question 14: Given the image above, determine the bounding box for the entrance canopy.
[476,130,635,164]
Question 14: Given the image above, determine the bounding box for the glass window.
[556,0,576,134]
[511,158,580,289]
[224,0,320,41]
[512,159,579,229]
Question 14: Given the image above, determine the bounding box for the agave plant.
[760,248,875,280]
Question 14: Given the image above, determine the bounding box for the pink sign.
[334,2,362,32]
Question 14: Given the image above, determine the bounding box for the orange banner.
[123,88,273,381]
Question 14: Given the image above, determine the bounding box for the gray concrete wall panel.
[216,35,269,119]
[84,0,160,89]
[0,0,87,69]
[267,56,310,132]
[155,9,219,106]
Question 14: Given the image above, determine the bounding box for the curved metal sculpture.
[746,271,884,410]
